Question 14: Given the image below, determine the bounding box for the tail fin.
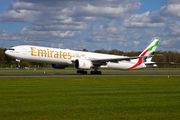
[139,39,159,62]
[129,39,159,69]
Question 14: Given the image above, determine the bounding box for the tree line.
[94,49,180,63]
[1,47,180,68]
[94,49,180,68]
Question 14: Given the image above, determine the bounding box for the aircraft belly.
[106,62,146,70]
[106,62,133,70]
[17,54,71,65]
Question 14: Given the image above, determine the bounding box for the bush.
[21,61,30,68]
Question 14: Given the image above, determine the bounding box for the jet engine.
[51,64,68,69]
[74,59,92,70]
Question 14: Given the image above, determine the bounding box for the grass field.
[0,76,180,120]
[0,68,180,74]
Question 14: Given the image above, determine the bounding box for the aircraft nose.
[5,50,10,56]
[5,50,8,55]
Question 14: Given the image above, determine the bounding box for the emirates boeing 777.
[5,39,159,74]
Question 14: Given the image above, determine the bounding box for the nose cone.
[5,50,11,57]
[5,50,8,55]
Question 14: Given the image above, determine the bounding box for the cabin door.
[23,48,27,55]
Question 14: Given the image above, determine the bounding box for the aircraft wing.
[90,56,152,62]
[145,62,180,65]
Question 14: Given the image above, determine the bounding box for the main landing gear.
[90,71,101,74]
[76,70,102,74]
[91,66,101,74]
[77,66,102,74]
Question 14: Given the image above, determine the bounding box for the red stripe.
[128,48,149,69]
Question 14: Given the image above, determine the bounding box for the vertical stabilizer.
[139,39,159,57]
[129,39,159,69]
[139,39,159,62]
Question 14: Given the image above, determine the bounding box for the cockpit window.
[9,48,15,51]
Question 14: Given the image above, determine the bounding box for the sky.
[0,0,180,52]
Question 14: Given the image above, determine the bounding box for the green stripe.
[148,40,159,52]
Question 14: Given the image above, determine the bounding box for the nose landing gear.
[77,70,87,74]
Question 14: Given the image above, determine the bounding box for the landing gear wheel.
[77,70,87,74]
[91,71,101,74]
[83,71,87,74]
[17,63,20,68]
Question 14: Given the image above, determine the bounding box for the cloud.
[32,24,89,31]
[0,30,23,41]
[161,4,180,18]
[0,0,180,52]
[164,21,180,36]
[0,0,141,48]
[134,41,140,47]
[161,39,171,45]
[58,43,64,48]
[16,0,140,8]
[122,11,167,28]
[71,3,141,19]
[1,0,142,24]
[122,4,180,28]
[164,0,180,4]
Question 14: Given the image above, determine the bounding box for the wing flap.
[91,55,153,62]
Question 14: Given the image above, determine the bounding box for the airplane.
[5,39,159,74]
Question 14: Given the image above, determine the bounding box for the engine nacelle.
[51,64,68,69]
[74,59,92,70]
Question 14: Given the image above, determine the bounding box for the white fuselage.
[5,45,146,70]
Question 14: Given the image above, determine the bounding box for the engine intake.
[74,59,92,70]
